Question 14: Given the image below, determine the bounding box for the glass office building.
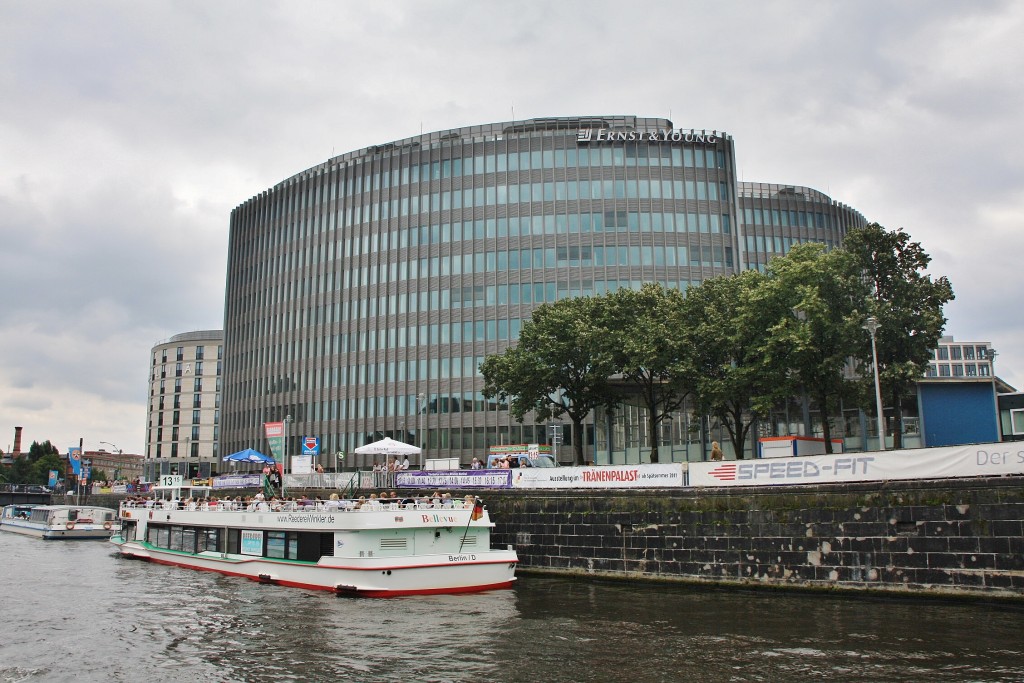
[222,116,866,466]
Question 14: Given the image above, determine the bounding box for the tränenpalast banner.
[689,441,1024,488]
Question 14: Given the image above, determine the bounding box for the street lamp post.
[99,441,122,485]
[283,414,292,496]
[862,316,886,451]
[417,393,425,468]
[989,348,1000,440]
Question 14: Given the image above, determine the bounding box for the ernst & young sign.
[577,128,719,144]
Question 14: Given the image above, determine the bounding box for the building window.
[1011,409,1024,436]
[964,346,975,360]
[196,346,205,360]
[951,346,962,360]
[176,346,184,361]
[966,364,978,377]
[979,365,990,377]
[925,365,937,378]
[952,364,964,377]
[193,409,201,424]
[939,364,951,377]
[937,347,949,360]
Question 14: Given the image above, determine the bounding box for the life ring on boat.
[65,521,75,530]
[103,521,112,530]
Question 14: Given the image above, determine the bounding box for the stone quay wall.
[87,476,1024,600]
[484,477,1024,600]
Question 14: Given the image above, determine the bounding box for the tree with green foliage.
[481,295,618,465]
[843,223,955,448]
[600,283,690,463]
[32,453,65,486]
[5,456,34,485]
[28,440,60,460]
[761,243,871,453]
[681,270,785,459]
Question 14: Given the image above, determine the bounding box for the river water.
[1,532,1022,683]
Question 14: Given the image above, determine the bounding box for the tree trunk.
[572,418,586,466]
[889,389,904,450]
[647,399,660,463]
[818,391,834,454]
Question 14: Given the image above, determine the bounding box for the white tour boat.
[0,503,120,539]
[110,476,518,597]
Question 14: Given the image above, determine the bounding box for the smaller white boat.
[0,504,120,540]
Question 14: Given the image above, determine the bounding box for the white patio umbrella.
[353,437,421,467]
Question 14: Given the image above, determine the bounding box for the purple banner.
[394,469,512,489]
[213,473,263,489]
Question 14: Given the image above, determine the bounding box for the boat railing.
[119,499,479,514]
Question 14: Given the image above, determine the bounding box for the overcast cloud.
[1,0,1021,455]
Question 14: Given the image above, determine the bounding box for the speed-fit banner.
[690,442,1024,487]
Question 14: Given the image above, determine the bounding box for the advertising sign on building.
[264,422,284,462]
[302,436,320,456]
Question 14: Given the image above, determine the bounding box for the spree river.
[1,533,1022,683]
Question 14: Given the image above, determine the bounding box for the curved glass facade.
[222,116,866,467]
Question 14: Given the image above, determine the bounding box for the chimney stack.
[13,426,23,456]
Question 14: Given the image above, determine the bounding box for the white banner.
[689,441,1024,487]
[511,463,686,489]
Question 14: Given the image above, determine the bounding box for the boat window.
[181,528,197,553]
[266,531,287,559]
[197,529,220,553]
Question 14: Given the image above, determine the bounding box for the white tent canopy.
[353,437,421,456]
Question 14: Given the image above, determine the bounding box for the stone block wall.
[486,477,1024,599]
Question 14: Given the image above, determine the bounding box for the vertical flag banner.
[68,447,82,475]
[264,422,285,463]
[48,470,59,487]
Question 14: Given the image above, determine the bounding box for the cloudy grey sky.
[2,1,1021,456]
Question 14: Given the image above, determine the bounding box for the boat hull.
[1,520,118,540]
[111,537,517,597]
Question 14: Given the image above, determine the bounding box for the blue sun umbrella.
[222,448,276,464]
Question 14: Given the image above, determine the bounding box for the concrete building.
[221,116,867,466]
[145,330,223,481]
